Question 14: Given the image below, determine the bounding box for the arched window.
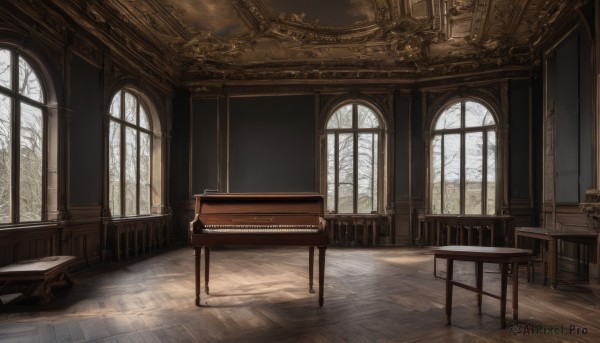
[108,89,152,217]
[0,48,46,223]
[431,99,497,215]
[325,102,383,214]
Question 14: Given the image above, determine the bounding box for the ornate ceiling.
[28,0,585,85]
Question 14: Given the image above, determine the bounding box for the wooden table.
[514,227,598,289]
[0,256,76,304]
[433,246,533,329]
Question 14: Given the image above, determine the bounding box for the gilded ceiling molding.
[233,0,271,33]
[6,0,580,84]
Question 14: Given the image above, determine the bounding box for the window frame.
[108,89,153,217]
[430,98,498,215]
[0,47,48,225]
[324,101,385,214]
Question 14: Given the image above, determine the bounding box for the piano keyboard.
[202,224,320,234]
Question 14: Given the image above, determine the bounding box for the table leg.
[548,238,557,289]
[512,262,519,321]
[476,261,483,313]
[445,259,454,325]
[500,262,509,329]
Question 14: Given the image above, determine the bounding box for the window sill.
[104,214,170,224]
[0,222,61,232]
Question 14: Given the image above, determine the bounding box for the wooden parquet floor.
[1,246,600,342]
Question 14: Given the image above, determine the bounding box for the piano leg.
[318,246,326,307]
[205,247,210,295]
[195,247,201,306]
[308,247,315,293]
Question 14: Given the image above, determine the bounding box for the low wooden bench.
[0,256,76,305]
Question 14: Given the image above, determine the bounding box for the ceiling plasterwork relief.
[181,0,438,70]
[23,0,581,83]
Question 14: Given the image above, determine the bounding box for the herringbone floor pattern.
[1,246,599,342]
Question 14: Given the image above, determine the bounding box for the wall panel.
[69,55,102,205]
[229,95,315,193]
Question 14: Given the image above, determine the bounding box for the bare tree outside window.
[19,103,42,221]
[0,48,46,224]
[0,49,11,89]
[108,89,152,217]
[431,100,497,215]
[109,121,121,216]
[0,94,11,223]
[326,102,382,214]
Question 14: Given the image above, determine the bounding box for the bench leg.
[32,270,74,305]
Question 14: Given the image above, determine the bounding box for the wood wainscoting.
[325,214,393,246]
[103,215,173,262]
[0,224,61,268]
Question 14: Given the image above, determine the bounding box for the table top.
[0,256,76,276]
[515,227,598,238]
[433,245,533,258]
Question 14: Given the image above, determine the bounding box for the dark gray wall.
[395,93,410,201]
[69,55,102,205]
[190,97,218,195]
[229,95,315,192]
[549,28,593,203]
[509,79,530,200]
[411,91,424,201]
[170,89,191,204]
[532,72,544,225]
[579,29,593,202]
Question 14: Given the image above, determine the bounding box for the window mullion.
[440,135,445,214]
[41,106,47,221]
[12,99,20,223]
[334,133,339,213]
[371,133,375,213]
[482,129,488,214]
[460,132,465,214]
[120,93,126,216]
[11,52,19,223]
[352,105,358,213]
[136,106,140,216]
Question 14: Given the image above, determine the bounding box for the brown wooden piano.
[189,192,328,307]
